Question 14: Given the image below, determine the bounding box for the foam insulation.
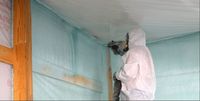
[37,0,199,43]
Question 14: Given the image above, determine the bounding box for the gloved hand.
[113,72,122,101]
[113,72,117,81]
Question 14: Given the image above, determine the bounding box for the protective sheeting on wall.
[111,32,199,100]
[31,0,108,100]
[0,0,13,100]
[148,32,199,100]
[110,50,122,75]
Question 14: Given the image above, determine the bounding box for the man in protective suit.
[108,27,156,100]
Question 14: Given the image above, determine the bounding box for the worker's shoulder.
[129,46,147,52]
[128,46,149,56]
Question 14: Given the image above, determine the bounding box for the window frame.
[0,0,32,100]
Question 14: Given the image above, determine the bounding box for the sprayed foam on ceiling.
[37,0,199,44]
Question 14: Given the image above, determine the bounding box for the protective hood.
[129,27,146,49]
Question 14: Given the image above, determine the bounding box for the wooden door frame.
[0,0,32,100]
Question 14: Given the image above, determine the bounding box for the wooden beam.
[13,0,32,100]
[106,48,113,100]
[0,45,14,64]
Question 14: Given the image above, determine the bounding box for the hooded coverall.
[115,27,156,100]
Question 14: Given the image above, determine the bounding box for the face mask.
[107,33,129,56]
[107,40,128,56]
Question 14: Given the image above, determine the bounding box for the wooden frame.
[0,0,32,100]
[0,45,14,64]
[106,48,113,100]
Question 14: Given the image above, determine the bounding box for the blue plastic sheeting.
[111,32,199,100]
[110,50,122,75]
[148,32,199,100]
[31,0,108,100]
[33,73,101,100]
[148,32,199,76]
[155,72,199,100]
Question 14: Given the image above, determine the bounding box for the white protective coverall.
[116,27,156,100]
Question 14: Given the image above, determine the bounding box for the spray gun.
[107,33,129,56]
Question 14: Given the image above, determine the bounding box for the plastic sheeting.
[148,32,199,100]
[0,0,12,48]
[0,0,13,100]
[37,0,199,43]
[0,62,13,100]
[31,0,108,100]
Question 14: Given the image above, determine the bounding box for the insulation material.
[118,0,199,42]
[0,0,13,100]
[37,0,199,43]
[31,0,108,100]
[0,0,12,48]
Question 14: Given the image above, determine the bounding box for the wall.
[31,0,108,100]
[111,32,199,100]
[110,50,122,75]
[31,0,199,99]
[148,32,199,100]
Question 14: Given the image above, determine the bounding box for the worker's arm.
[113,73,121,101]
[115,52,139,83]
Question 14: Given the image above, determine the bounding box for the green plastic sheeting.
[31,0,108,100]
[148,32,199,100]
[31,0,199,100]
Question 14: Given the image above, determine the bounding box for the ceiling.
[37,0,199,44]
